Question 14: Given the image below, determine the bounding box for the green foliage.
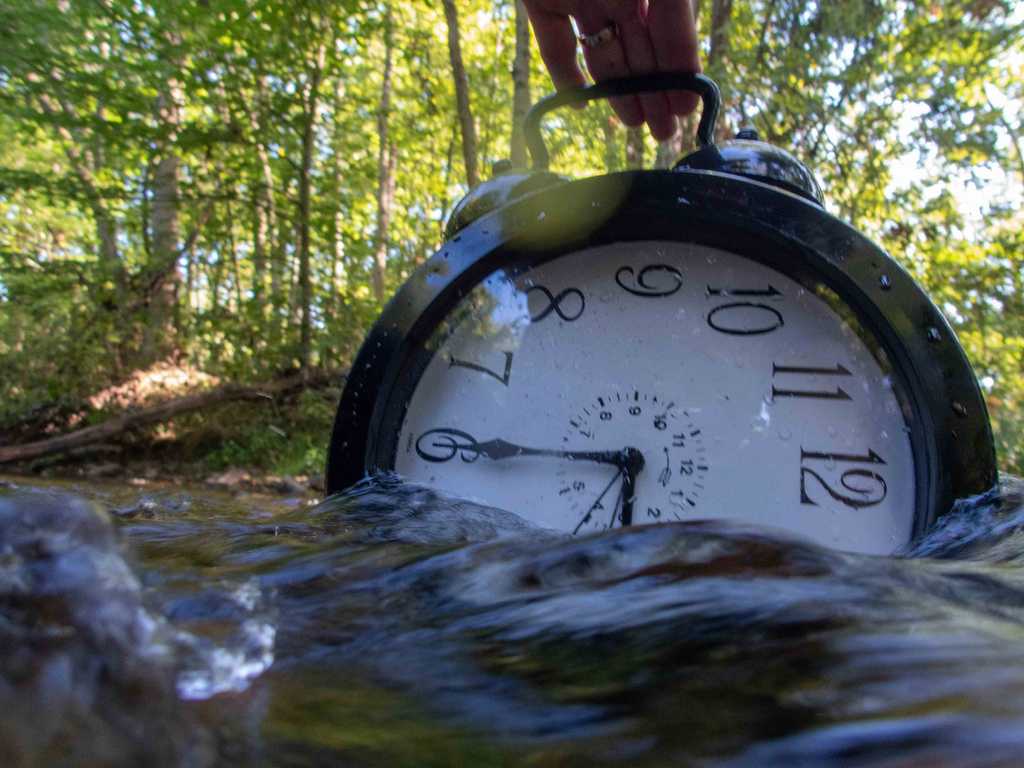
[0,0,1021,476]
[202,390,335,476]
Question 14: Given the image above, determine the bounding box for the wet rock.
[0,490,211,767]
[205,468,251,489]
[267,475,306,495]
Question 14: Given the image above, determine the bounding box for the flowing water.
[2,472,1024,767]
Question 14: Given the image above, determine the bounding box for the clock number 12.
[800,447,888,509]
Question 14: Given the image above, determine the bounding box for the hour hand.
[414,428,629,467]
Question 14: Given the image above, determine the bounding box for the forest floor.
[1,359,340,498]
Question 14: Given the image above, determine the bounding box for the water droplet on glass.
[778,428,792,441]
[537,211,546,221]
[880,274,892,290]
[952,401,967,417]
[752,401,771,432]
[881,430,889,439]
[927,326,941,343]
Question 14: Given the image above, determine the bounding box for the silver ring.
[578,23,617,49]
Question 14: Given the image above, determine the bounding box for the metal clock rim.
[326,170,996,541]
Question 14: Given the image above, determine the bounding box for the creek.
[2,473,1023,766]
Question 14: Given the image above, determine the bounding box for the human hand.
[522,0,701,141]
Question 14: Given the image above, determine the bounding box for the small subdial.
[555,391,709,534]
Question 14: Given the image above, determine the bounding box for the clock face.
[390,241,916,555]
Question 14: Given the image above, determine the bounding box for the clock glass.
[388,240,915,555]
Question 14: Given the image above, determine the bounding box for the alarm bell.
[674,127,825,206]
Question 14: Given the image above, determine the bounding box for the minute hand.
[473,439,629,467]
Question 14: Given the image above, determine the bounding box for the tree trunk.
[372,4,396,303]
[297,37,328,375]
[510,0,532,168]
[326,75,347,357]
[249,75,277,312]
[140,26,185,367]
[625,126,645,169]
[602,111,621,172]
[442,0,479,187]
[708,0,733,69]
[31,88,122,282]
[143,111,182,362]
[708,0,733,141]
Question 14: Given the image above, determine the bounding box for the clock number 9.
[800,447,888,509]
[616,264,684,297]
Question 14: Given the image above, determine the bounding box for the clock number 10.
[706,285,784,336]
[800,447,888,509]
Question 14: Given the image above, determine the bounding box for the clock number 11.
[772,363,853,401]
[800,447,888,509]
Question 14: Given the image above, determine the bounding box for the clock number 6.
[448,351,513,386]
[800,447,888,509]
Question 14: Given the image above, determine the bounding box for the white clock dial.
[394,241,916,555]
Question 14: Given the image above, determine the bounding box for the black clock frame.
[326,169,996,540]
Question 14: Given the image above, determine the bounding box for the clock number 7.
[448,351,513,386]
[800,447,888,509]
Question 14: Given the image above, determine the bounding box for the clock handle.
[523,72,721,171]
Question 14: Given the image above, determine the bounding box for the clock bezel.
[326,170,997,541]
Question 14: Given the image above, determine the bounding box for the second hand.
[573,467,623,535]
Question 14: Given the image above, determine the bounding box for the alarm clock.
[326,73,996,555]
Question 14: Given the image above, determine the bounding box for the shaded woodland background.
[0,0,1021,480]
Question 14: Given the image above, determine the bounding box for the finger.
[523,1,587,91]
[575,10,644,127]
[608,0,675,140]
[647,0,702,116]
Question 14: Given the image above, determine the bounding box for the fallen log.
[0,369,343,465]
